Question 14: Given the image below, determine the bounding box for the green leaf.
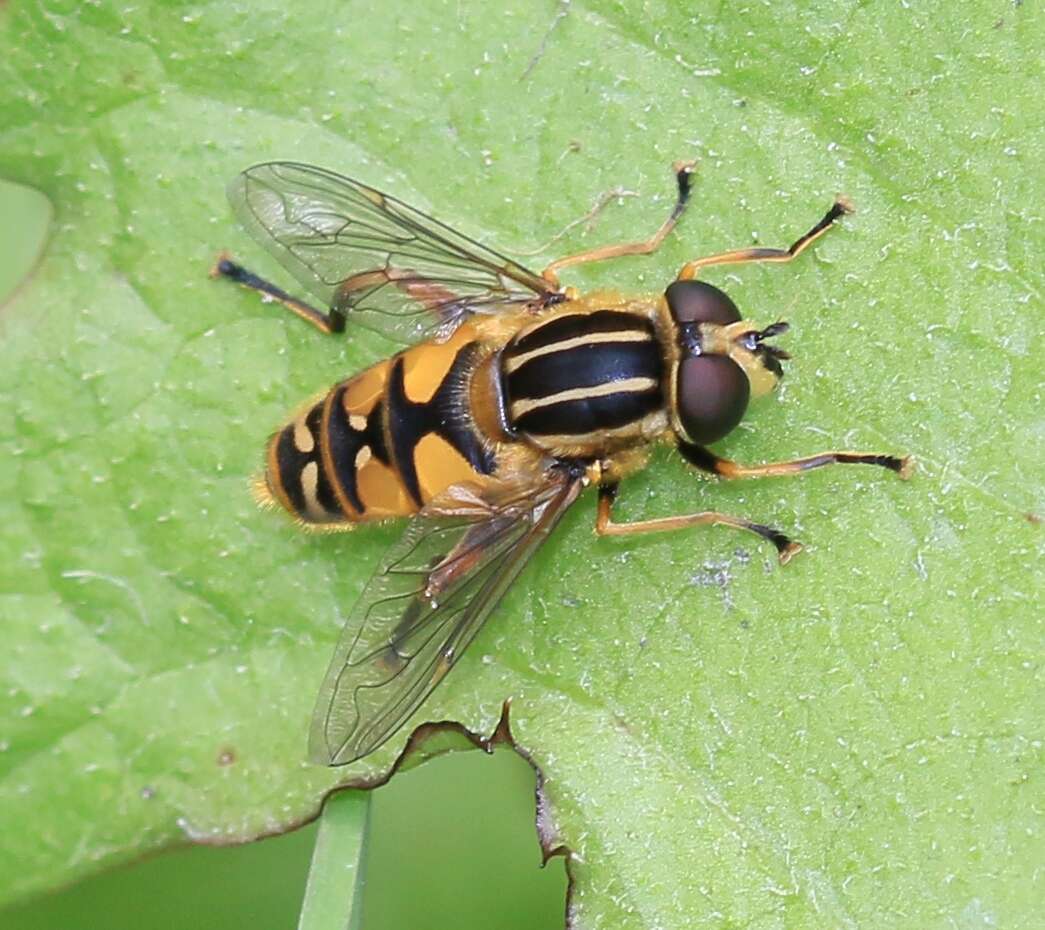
[1,1,1040,927]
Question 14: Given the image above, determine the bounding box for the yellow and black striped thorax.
[263,324,496,525]
[500,308,665,450]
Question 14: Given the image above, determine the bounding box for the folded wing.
[309,470,583,765]
[228,161,557,343]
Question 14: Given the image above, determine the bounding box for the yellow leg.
[678,443,914,480]
[595,484,802,564]
[541,161,695,288]
[676,197,853,281]
[211,253,345,334]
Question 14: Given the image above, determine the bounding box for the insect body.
[262,318,496,524]
[217,161,911,765]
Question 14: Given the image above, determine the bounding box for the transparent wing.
[309,472,583,765]
[227,161,557,343]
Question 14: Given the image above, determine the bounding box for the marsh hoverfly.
[215,161,911,765]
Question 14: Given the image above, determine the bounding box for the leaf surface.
[0,2,1040,926]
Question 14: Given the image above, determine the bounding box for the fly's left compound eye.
[676,354,750,445]
[665,280,741,325]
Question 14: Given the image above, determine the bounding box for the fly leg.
[675,198,852,281]
[595,483,802,564]
[678,443,914,480]
[211,253,346,335]
[213,256,477,332]
[541,161,695,289]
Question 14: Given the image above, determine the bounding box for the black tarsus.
[671,164,694,220]
[835,452,907,473]
[750,523,798,557]
[214,256,346,333]
[787,199,852,255]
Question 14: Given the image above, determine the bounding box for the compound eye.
[665,280,741,325]
[676,355,750,444]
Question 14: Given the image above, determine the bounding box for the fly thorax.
[499,308,665,447]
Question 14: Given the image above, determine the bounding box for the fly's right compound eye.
[676,354,750,445]
[665,280,741,325]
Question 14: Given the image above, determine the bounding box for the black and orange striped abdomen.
[262,323,498,526]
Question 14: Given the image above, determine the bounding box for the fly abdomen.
[264,397,347,526]
[262,357,404,526]
[501,309,664,448]
[261,322,501,527]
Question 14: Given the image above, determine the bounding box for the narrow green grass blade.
[298,791,370,930]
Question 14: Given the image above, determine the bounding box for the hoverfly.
[215,161,911,765]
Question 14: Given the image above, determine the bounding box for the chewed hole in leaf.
[363,745,569,928]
